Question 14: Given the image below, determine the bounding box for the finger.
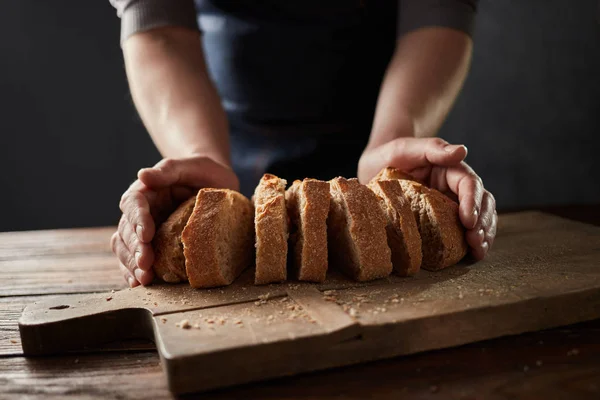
[113,230,137,275]
[119,217,155,272]
[471,241,489,261]
[466,226,486,250]
[138,157,239,191]
[119,186,155,243]
[383,137,467,170]
[113,232,154,286]
[444,162,484,229]
[468,192,496,260]
[485,211,498,250]
[119,262,138,288]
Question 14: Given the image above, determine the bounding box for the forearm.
[367,27,473,149]
[123,27,230,166]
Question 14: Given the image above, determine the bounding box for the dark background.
[0,0,599,232]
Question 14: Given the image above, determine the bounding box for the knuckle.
[110,232,119,253]
[388,139,407,164]
[487,191,497,208]
[119,191,131,211]
[429,137,448,148]
[157,157,176,171]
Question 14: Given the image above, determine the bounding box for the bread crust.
[372,167,418,182]
[368,179,422,276]
[182,189,254,288]
[253,174,288,285]
[399,179,467,270]
[328,177,392,282]
[152,197,196,283]
[286,179,330,282]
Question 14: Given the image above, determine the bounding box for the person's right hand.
[110,156,239,288]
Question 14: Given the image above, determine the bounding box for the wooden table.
[1,206,600,399]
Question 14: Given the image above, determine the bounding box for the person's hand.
[358,137,497,261]
[110,156,239,287]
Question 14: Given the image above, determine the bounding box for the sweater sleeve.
[109,0,199,43]
[397,0,478,37]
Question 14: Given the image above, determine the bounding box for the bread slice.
[327,177,392,281]
[182,188,254,288]
[253,174,288,285]
[152,197,196,283]
[399,179,467,271]
[371,166,467,270]
[286,178,330,282]
[368,179,422,276]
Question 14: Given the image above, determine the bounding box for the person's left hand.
[358,137,497,260]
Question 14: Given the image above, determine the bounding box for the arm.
[123,27,231,166]
[358,6,497,261]
[109,1,239,287]
[366,26,472,147]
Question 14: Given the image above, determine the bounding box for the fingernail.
[478,229,485,238]
[482,241,489,252]
[134,268,144,283]
[136,225,144,241]
[135,251,142,268]
[444,144,465,153]
[127,276,135,287]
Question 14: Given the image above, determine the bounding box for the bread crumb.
[146,291,152,295]
[536,360,543,367]
[348,308,359,318]
[176,319,191,329]
[523,365,529,372]
[10,339,17,344]
[217,317,226,325]
[267,315,275,321]
[458,293,464,299]
[111,289,115,293]
[258,293,271,301]
[288,284,300,290]
[161,317,167,324]
[106,296,113,301]
[323,290,336,296]
[234,319,243,325]
[567,348,580,356]
[391,298,400,303]
[74,358,79,364]
[279,297,289,303]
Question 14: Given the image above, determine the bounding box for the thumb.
[137,156,240,191]
[359,137,467,183]
[381,137,467,170]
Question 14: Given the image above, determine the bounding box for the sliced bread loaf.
[182,188,254,288]
[152,197,196,283]
[286,178,330,283]
[253,174,288,285]
[328,177,392,281]
[368,179,422,276]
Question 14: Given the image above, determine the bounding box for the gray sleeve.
[397,0,478,37]
[109,0,199,43]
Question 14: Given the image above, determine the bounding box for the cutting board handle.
[18,291,155,355]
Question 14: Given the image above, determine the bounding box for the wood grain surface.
[2,208,600,399]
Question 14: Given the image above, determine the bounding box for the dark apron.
[196,0,397,196]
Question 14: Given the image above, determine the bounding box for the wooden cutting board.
[18,211,600,395]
